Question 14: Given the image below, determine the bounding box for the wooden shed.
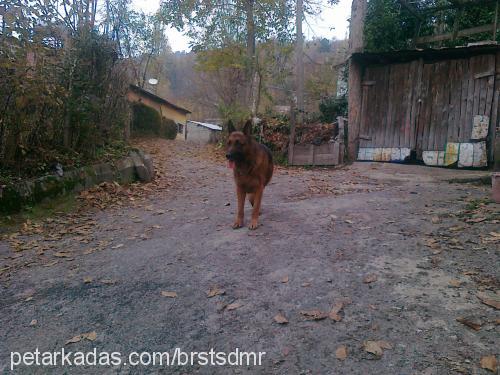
[353,44,500,168]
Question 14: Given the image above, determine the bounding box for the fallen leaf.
[161,291,177,298]
[300,310,328,321]
[226,302,243,311]
[480,356,497,372]
[301,282,311,287]
[431,216,441,224]
[363,274,378,284]
[448,279,463,288]
[281,276,289,283]
[466,217,487,223]
[111,244,124,249]
[363,340,393,357]
[335,345,348,360]
[100,279,116,285]
[329,302,344,322]
[54,252,71,258]
[65,335,82,345]
[207,287,225,298]
[477,292,500,310]
[274,313,289,324]
[83,277,93,284]
[456,317,482,331]
[43,260,59,267]
[83,331,97,341]
[30,319,38,327]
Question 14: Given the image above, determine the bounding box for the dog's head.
[226,119,253,168]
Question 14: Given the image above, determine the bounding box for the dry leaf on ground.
[65,331,97,345]
[480,356,497,372]
[226,302,243,311]
[274,313,289,324]
[335,345,348,360]
[83,277,93,284]
[456,317,482,331]
[329,302,345,322]
[448,279,463,288]
[281,276,289,283]
[363,340,393,357]
[300,310,328,321]
[477,292,500,310]
[363,274,378,284]
[161,291,177,298]
[207,287,225,298]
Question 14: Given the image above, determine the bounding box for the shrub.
[318,96,348,123]
[131,103,162,136]
[161,118,178,140]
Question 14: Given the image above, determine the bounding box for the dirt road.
[1,140,498,374]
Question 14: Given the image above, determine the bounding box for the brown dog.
[226,119,274,230]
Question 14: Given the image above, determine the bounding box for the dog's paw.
[248,220,259,230]
[232,220,243,229]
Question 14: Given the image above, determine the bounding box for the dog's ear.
[242,119,253,136]
[226,120,236,134]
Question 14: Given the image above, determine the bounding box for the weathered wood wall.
[358,52,498,164]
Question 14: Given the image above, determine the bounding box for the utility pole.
[289,0,304,165]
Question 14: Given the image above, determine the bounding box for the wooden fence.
[289,117,346,166]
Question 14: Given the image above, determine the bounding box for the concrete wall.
[0,151,154,214]
[186,123,220,144]
[127,91,188,141]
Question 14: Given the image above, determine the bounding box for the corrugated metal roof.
[352,43,500,65]
[188,121,223,131]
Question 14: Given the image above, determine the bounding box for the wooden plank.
[472,56,483,121]
[458,58,470,142]
[427,62,441,150]
[415,24,494,44]
[438,60,452,150]
[403,62,413,148]
[447,59,460,144]
[410,59,424,149]
[483,54,495,116]
[372,66,388,147]
[464,56,477,142]
[359,67,371,148]
[377,65,394,147]
[417,64,433,157]
[362,80,376,86]
[474,70,495,79]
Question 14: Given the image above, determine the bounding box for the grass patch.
[0,193,79,232]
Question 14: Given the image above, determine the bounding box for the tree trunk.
[245,0,257,115]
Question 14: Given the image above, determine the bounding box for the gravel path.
[1,139,498,374]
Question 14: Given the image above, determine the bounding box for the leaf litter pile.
[0,139,190,281]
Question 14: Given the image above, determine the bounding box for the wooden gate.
[357,50,498,167]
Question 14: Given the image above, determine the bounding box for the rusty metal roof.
[352,43,500,65]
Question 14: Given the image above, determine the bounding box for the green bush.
[319,96,348,123]
[131,103,162,136]
[161,118,178,140]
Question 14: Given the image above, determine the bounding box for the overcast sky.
[132,0,351,52]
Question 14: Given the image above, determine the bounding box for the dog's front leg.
[233,186,246,229]
[248,186,263,230]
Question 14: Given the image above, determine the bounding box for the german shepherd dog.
[226,120,274,230]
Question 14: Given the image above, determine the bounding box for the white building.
[186,121,222,144]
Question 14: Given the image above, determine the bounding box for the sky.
[132,0,352,52]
